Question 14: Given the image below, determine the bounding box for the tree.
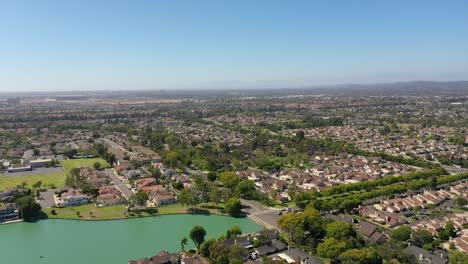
[130,190,148,207]
[228,243,247,262]
[412,229,434,246]
[150,167,162,179]
[178,189,199,209]
[340,248,383,264]
[226,226,242,238]
[194,176,210,204]
[317,238,349,260]
[295,130,305,141]
[189,225,206,251]
[63,148,78,159]
[200,238,216,257]
[326,221,356,240]
[16,196,42,221]
[391,226,412,241]
[107,153,116,166]
[224,198,242,217]
[93,162,102,170]
[430,176,438,190]
[448,250,468,264]
[180,237,188,251]
[236,180,257,199]
[209,186,221,205]
[207,171,217,182]
[218,172,240,188]
[439,221,456,241]
[32,181,42,190]
[455,197,467,207]
[278,212,303,241]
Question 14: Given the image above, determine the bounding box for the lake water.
[0,215,261,264]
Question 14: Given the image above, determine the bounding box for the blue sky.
[0,0,467,91]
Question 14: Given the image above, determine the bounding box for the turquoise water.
[0,215,261,264]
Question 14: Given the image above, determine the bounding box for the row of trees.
[290,171,468,216]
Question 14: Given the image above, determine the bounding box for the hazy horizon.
[1,0,467,92]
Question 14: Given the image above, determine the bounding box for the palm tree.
[180,237,188,251]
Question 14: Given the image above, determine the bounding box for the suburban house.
[96,193,126,207]
[55,189,89,207]
[29,158,52,168]
[7,163,32,173]
[404,245,448,264]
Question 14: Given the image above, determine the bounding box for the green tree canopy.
[391,226,412,241]
[226,226,242,238]
[218,172,240,188]
[224,198,242,217]
[189,225,206,251]
[317,238,349,259]
[340,248,383,264]
[16,196,42,221]
[326,221,356,240]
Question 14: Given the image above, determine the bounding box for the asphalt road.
[103,169,135,200]
[241,199,280,229]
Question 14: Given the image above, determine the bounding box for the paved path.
[38,189,57,208]
[103,169,135,200]
[241,199,280,229]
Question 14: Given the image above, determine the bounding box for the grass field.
[0,172,66,190]
[0,158,109,191]
[44,204,159,220]
[60,158,109,173]
[43,203,225,220]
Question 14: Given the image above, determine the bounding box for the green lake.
[0,215,261,264]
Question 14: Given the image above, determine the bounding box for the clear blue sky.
[1,0,467,91]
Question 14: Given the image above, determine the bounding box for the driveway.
[103,169,135,200]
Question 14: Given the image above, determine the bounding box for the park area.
[42,203,226,220]
[0,158,109,190]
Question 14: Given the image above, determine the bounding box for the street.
[103,169,135,200]
[241,199,280,229]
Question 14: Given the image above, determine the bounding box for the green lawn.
[43,203,225,220]
[0,158,110,191]
[60,158,109,173]
[0,172,66,190]
[43,204,158,220]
